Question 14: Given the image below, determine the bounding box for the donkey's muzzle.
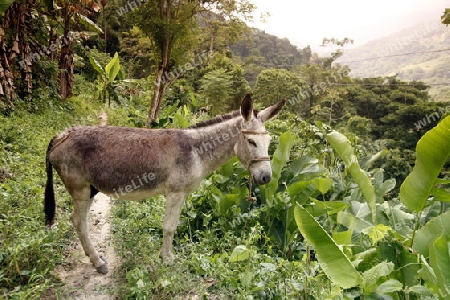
[254,171,272,185]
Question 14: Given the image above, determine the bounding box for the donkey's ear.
[240,93,254,121]
[258,99,286,123]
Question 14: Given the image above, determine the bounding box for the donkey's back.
[50,126,200,197]
[46,126,198,213]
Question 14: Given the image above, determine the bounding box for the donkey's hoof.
[96,264,109,274]
[99,254,107,263]
[160,253,175,265]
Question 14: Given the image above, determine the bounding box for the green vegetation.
[0,99,102,297]
[1,1,450,299]
[110,111,450,298]
[90,52,124,104]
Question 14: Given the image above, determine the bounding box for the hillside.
[230,28,312,84]
[337,22,450,101]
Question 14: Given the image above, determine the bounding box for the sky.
[248,0,448,51]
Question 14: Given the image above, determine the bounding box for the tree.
[253,68,303,107]
[120,26,154,79]
[312,89,349,125]
[230,29,310,85]
[200,53,249,111]
[0,0,41,105]
[0,0,102,109]
[134,0,255,127]
[292,62,351,118]
[54,0,102,100]
[198,1,254,52]
[135,0,198,126]
[200,68,233,115]
[321,37,353,69]
[442,8,450,25]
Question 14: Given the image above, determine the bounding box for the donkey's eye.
[248,139,257,147]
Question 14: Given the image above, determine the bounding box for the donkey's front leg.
[160,192,186,263]
[71,186,108,274]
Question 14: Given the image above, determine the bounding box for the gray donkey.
[45,94,285,274]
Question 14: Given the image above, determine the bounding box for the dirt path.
[54,112,120,299]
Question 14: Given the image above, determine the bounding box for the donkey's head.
[235,94,286,185]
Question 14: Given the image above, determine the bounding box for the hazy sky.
[249,0,448,50]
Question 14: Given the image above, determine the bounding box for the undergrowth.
[0,97,104,298]
[111,193,324,299]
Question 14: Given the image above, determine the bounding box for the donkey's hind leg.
[70,185,108,274]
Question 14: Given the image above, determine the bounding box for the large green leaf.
[105,52,121,83]
[430,188,450,202]
[294,205,362,288]
[326,131,377,223]
[379,240,421,287]
[218,193,240,215]
[362,261,395,292]
[288,155,322,178]
[309,198,347,217]
[75,13,103,33]
[287,181,312,199]
[429,235,450,298]
[312,177,333,194]
[263,130,296,205]
[412,210,450,257]
[417,255,439,293]
[376,279,403,294]
[376,178,396,198]
[229,245,254,263]
[287,177,333,206]
[399,116,450,212]
[337,211,372,231]
[89,56,104,75]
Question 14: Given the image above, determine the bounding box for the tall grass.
[0,97,103,298]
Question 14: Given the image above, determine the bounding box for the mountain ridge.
[337,21,450,101]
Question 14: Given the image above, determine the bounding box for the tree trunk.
[146,0,172,127]
[0,27,15,109]
[209,26,217,52]
[147,64,169,127]
[58,6,73,100]
[58,35,73,100]
[0,1,36,106]
[49,27,58,60]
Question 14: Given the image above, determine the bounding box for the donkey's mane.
[189,109,259,129]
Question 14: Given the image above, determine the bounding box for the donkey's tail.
[44,138,56,227]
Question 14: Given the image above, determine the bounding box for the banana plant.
[256,130,336,256]
[400,116,450,213]
[89,52,124,105]
[295,130,398,294]
[326,130,378,224]
[295,116,450,298]
[399,115,450,299]
[294,205,362,289]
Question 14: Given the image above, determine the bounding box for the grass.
[0,97,104,298]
